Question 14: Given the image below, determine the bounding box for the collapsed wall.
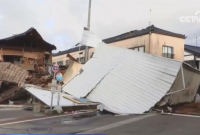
[158,63,200,106]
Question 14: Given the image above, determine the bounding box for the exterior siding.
[109,34,150,53]
[52,48,95,65]
[107,33,184,61]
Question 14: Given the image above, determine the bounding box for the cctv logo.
[179,11,200,23]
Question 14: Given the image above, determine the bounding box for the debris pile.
[0,62,53,104]
[171,102,200,115]
[0,62,28,103]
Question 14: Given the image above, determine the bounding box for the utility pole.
[149,9,152,54]
[87,0,91,30]
[85,0,92,62]
[149,9,151,26]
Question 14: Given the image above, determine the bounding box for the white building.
[184,44,200,70]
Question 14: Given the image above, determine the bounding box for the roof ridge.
[103,25,185,43]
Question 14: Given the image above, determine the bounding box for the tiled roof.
[53,46,92,56]
[0,28,56,50]
[103,25,186,43]
[185,44,200,56]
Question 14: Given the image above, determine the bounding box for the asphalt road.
[103,114,200,135]
[0,109,45,122]
[0,111,200,134]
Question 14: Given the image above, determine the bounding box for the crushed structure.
[62,43,200,114]
[25,86,98,107]
[62,54,83,84]
[0,28,56,104]
[0,62,28,103]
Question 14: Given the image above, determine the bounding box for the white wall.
[184,51,194,61]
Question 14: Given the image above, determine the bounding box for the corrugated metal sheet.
[79,29,102,47]
[25,86,76,107]
[63,43,182,114]
[62,44,125,98]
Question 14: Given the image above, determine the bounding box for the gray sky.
[0,0,200,52]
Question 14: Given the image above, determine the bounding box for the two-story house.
[103,25,186,61]
[53,25,186,66]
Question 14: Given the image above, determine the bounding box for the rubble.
[0,62,53,104]
[173,102,200,115]
[62,54,82,84]
[0,62,28,103]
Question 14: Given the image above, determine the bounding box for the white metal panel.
[80,30,102,47]
[86,44,182,114]
[184,55,194,61]
[184,51,192,55]
[62,43,125,98]
[25,87,76,107]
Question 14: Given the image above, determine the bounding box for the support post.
[181,65,185,89]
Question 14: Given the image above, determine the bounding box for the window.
[66,60,71,66]
[76,57,85,64]
[162,46,174,59]
[79,57,85,64]
[57,61,63,65]
[130,46,145,52]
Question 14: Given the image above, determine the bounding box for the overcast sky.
[0,0,200,52]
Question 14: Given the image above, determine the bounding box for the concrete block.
[33,105,41,113]
[54,105,63,114]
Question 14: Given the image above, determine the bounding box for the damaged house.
[0,28,56,70]
[0,28,56,104]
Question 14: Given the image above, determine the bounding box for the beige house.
[52,46,94,66]
[103,25,186,61]
[53,25,186,66]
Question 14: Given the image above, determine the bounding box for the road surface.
[0,110,200,134]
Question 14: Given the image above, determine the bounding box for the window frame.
[162,45,174,59]
[57,61,63,65]
[129,45,145,52]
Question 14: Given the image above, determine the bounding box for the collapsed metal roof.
[25,86,76,106]
[63,43,183,114]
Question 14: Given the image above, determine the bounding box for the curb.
[0,105,25,109]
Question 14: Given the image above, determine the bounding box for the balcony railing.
[162,53,175,59]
